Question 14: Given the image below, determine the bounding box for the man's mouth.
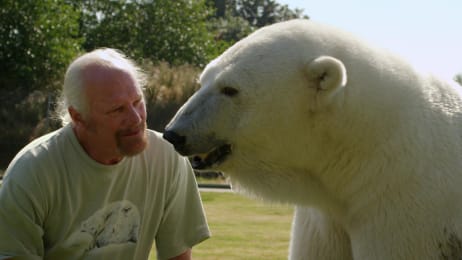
[191,144,232,170]
[123,130,140,136]
[120,125,145,137]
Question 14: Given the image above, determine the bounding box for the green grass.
[149,191,294,260]
[196,176,228,185]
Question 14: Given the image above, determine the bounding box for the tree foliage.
[207,0,308,44]
[0,0,82,167]
[455,73,462,86]
[77,0,216,66]
[227,0,307,27]
[0,0,82,99]
[207,14,253,48]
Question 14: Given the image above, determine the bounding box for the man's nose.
[126,105,143,124]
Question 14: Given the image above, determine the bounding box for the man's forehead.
[83,64,133,82]
[82,66,141,105]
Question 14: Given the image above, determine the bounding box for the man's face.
[78,66,147,162]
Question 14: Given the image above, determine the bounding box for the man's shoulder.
[4,127,68,180]
[14,127,67,161]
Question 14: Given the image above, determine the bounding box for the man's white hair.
[57,48,146,125]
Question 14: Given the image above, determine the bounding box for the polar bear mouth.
[191,144,232,170]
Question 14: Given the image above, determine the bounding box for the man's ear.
[305,56,347,109]
[68,106,85,126]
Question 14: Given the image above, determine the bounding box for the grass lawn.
[149,191,294,260]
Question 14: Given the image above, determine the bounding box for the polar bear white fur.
[163,19,462,259]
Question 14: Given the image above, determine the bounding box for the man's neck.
[72,125,123,165]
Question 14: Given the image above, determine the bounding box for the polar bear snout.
[163,130,233,170]
[163,130,188,155]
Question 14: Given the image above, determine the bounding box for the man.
[0,48,210,259]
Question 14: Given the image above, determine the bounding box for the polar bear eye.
[220,86,239,97]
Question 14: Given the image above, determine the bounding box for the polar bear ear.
[305,56,347,108]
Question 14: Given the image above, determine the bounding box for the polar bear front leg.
[289,206,353,260]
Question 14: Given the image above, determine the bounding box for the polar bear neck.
[226,157,348,217]
[225,62,462,224]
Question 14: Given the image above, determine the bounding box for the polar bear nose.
[163,130,186,153]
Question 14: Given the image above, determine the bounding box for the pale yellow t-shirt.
[0,125,210,260]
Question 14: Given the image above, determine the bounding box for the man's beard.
[116,122,148,156]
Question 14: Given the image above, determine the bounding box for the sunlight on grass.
[149,191,294,260]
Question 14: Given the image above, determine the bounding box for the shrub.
[0,90,61,168]
[143,62,202,131]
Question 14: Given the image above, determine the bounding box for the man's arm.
[169,248,191,260]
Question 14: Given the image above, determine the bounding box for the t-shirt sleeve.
[155,156,210,260]
[0,176,45,259]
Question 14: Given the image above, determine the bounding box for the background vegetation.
[0,0,307,170]
[1,0,461,170]
[455,74,462,86]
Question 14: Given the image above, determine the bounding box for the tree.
[0,0,82,167]
[0,0,82,98]
[207,0,308,43]
[228,0,307,27]
[455,73,462,86]
[77,0,216,66]
[207,14,253,47]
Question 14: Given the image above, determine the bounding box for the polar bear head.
[164,19,351,168]
[163,19,413,203]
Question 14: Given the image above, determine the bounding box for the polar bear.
[80,200,140,248]
[163,19,462,259]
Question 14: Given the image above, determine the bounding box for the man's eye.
[109,107,124,114]
[134,99,143,106]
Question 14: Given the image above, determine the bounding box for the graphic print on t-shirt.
[64,200,140,252]
[46,200,141,258]
[79,200,140,248]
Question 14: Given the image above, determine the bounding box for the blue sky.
[278,0,462,80]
